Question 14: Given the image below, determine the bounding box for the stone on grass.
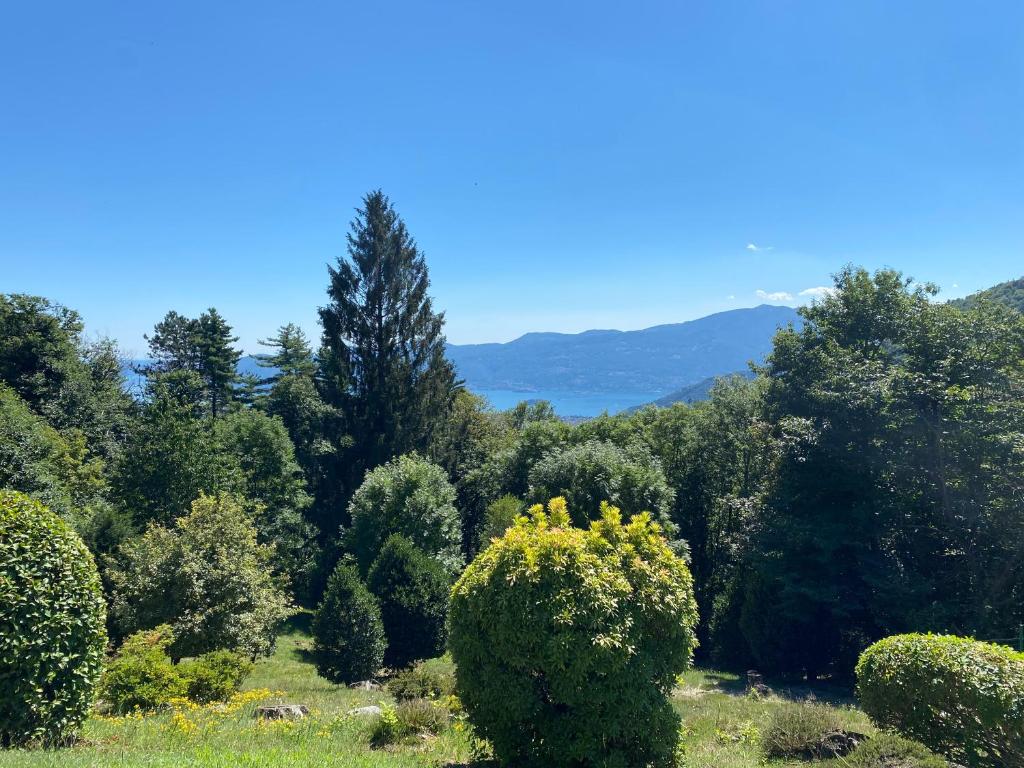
[347,705,383,717]
[254,704,309,720]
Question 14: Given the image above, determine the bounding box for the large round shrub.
[347,454,463,575]
[0,490,107,747]
[856,633,1024,767]
[367,535,449,668]
[312,563,386,683]
[449,497,698,768]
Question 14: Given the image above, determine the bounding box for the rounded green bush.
[366,535,449,668]
[0,490,107,747]
[98,626,185,714]
[856,633,1024,767]
[312,563,386,683]
[347,454,463,575]
[449,497,698,768]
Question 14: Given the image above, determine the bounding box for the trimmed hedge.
[449,497,698,768]
[0,490,107,747]
[856,633,1024,767]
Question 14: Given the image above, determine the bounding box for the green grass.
[0,629,875,768]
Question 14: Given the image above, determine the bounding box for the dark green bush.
[0,490,107,747]
[99,626,185,713]
[179,650,253,704]
[367,535,449,668]
[312,563,386,683]
[846,733,948,768]
[856,634,1024,767]
[449,497,698,768]
[760,701,842,759]
[388,660,456,701]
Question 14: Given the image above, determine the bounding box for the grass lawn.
[0,627,874,768]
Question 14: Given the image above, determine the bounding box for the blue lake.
[471,389,663,417]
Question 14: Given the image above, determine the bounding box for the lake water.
[472,389,663,417]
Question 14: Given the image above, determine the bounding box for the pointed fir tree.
[318,190,457,516]
[257,323,315,383]
[195,308,241,419]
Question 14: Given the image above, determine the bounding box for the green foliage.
[449,497,698,768]
[0,384,106,526]
[528,438,677,534]
[318,190,457,522]
[478,493,522,547]
[387,660,456,701]
[366,535,449,668]
[112,376,223,525]
[109,493,293,659]
[951,275,1024,313]
[257,323,316,382]
[312,563,386,683]
[856,634,1024,767]
[743,267,1024,678]
[99,628,252,712]
[347,454,463,575]
[98,626,186,713]
[759,701,841,759]
[845,733,948,768]
[179,650,253,704]
[370,700,450,747]
[215,408,319,597]
[0,490,107,747]
[143,308,241,419]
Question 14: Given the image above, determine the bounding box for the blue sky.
[2,1,1022,354]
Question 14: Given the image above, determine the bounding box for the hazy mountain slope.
[446,304,799,394]
[950,276,1024,313]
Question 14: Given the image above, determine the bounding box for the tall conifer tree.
[318,190,457,517]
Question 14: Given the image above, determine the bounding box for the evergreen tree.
[258,323,315,382]
[318,191,457,517]
[144,309,241,419]
[195,309,241,419]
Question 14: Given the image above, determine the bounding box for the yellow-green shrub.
[0,490,107,747]
[449,497,698,768]
[856,633,1024,767]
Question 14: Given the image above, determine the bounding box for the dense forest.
[3,192,1024,680]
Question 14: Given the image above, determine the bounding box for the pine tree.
[318,190,457,515]
[257,323,315,382]
[195,309,241,420]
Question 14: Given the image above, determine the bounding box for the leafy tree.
[216,408,320,598]
[318,190,457,522]
[112,376,223,525]
[478,494,522,548]
[528,438,677,534]
[312,563,386,683]
[0,384,106,527]
[741,267,1024,679]
[346,453,463,576]
[0,294,134,462]
[108,493,293,659]
[367,535,449,667]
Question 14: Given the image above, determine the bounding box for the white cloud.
[798,286,837,300]
[727,294,736,300]
[952,283,959,289]
[756,289,794,302]
[746,243,774,252]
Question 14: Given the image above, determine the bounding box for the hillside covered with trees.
[3,191,1024,767]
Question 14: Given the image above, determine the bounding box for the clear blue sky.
[2,1,1022,354]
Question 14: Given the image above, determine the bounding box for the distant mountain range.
[446,305,800,397]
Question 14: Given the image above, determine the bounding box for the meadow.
[0,620,873,768]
